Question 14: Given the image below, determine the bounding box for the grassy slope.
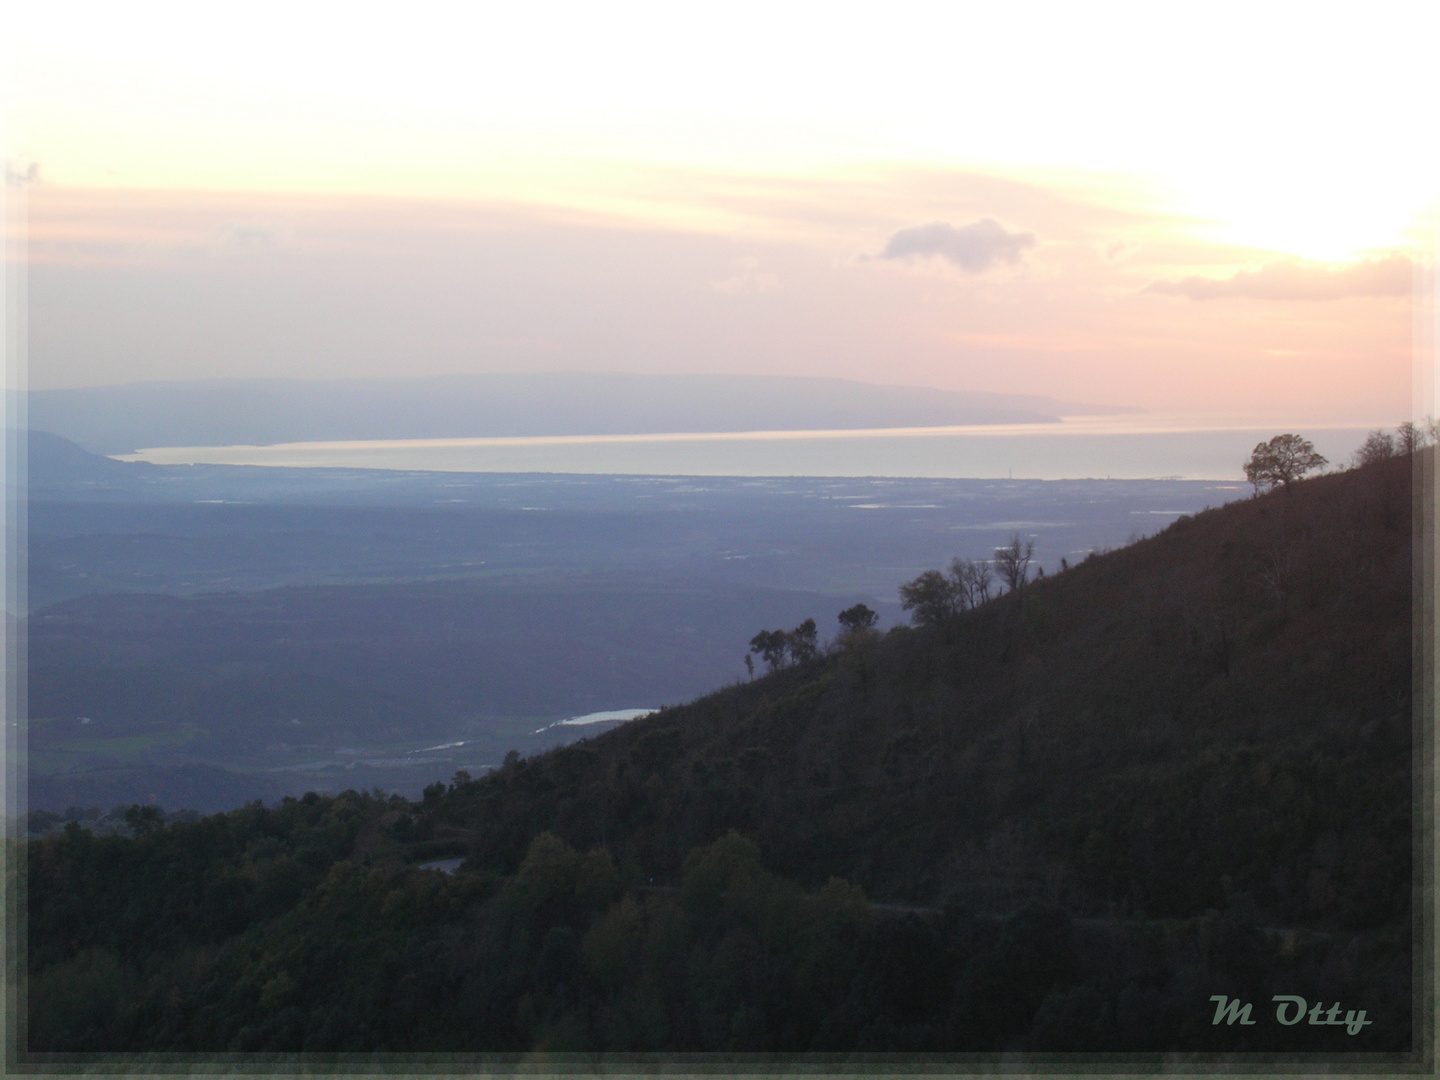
[441,454,1414,931]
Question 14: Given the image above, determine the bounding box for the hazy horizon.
[27,370,1393,482]
[113,423,1377,483]
[28,370,1140,455]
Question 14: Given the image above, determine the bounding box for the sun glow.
[11,2,1432,422]
[17,2,1436,259]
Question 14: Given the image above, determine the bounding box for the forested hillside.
[24,454,1419,1056]
[446,454,1414,925]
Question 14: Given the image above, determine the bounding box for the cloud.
[194,221,291,259]
[713,255,780,294]
[1098,238,1141,263]
[210,222,280,250]
[5,161,39,187]
[1145,254,1412,301]
[881,218,1037,273]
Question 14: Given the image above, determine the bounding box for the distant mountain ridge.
[26,430,153,488]
[29,373,1137,454]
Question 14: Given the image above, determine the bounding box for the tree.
[900,558,1000,626]
[1243,434,1327,495]
[993,533,1035,595]
[837,603,878,633]
[950,558,994,609]
[123,804,163,838]
[1243,445,1273,495]
[787,618,819,663]
[899,569,960,626]
[749,629,789,672]
[1396,421,1429,455]
[1353,430,1396,467]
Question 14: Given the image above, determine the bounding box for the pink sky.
[12,3,1433,426]
[24,177,1413,425]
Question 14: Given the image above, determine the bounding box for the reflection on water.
[533,709,656,735]
[122,417,1377,482]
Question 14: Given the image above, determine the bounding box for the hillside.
[24,455,1419,1055]
[444,454,1415,926]
[26,430,154,493]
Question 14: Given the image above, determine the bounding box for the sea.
[120,414,1379,481]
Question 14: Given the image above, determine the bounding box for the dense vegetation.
[23,453,1419,1055]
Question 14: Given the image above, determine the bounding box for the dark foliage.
[1244,434,1327,495]
[837,603,878,633]
[25,455,1417,1054]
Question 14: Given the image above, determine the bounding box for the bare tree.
[993,533,1035,595]
[949,557,993,609]
[1353,429,1396,467]
[1397,421,1428,455]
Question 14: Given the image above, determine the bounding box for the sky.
[8,1,1437,423]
